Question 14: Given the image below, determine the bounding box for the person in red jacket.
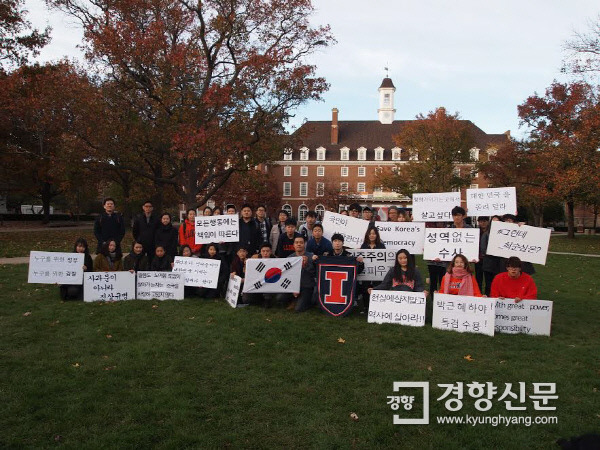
[490,256,537,303]
[438,254,483,297]
[179,208,202,255]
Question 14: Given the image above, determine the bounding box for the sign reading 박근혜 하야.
[432,293,496,336]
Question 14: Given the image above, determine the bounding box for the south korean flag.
[243,257,302,293]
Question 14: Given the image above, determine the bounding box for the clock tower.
[378,77,396,124]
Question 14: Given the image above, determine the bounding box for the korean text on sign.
[173,257,222,288]
[84,271,136,302]
[368,290,426,327]
[486,221,550,265]
[423,228,479,262]
[412,192,461,222]
[195,214,239,244]
[28,251,84,285]
[466,187,517,216]
[136,271,185,300]
[322,211,369,249]
[432,293,496,336]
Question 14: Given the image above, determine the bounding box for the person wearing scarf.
[93,240,123,272]
[439,254,483,297]
[123,241,149,272]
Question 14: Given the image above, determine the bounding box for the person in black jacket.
[276,218,300,257]
[94,197,126,253]
[254,205,272,244]
[150,246,173,271]
[359,226,386,312]
[198,243,229,299]
[154,213,179,260]
[123,241,149,272]
[132,200,159,262]
[237,204,261,256]
[59,238,93,300]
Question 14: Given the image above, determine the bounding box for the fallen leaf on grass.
[50,320,60,326]
[350,412,359,421]
[104,366,116,371]
[152,304,159,309]
[54,435,63,442]
[188,316,196,320]
[105,334,112,339]
[248,342,255,346]
[464,355,474,362]
[22,311,32,317]
[265,318,272,322]
[337,337,346,344]
[427,366,433,371]
[102,355,109,359]
[500,360,506,364]
[71,362,80,368]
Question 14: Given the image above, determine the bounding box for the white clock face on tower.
[384,112,390,119]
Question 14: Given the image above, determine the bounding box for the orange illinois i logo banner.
[317,256,358,317]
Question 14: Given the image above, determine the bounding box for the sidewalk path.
[547,251,600,258]
[0,224,93,233]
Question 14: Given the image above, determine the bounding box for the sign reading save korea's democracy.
[374,222,425,253]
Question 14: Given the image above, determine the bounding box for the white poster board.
[374,222,426,253]
[136,272,185,300]
[195,214,239,244]
[432,293,495,336]
[322,211,369,249]
[423,228,480,262]
[28,251,85,285]
[466,187,517,216]
[494,299,553,336]
[412,192,462,222]
[243,257,302,293]
[172,257,221,288]
[347,249,397,281]
[368,290,426,327]
[83,272,136,302]
[226,275,242,308]
[486,221,550,265]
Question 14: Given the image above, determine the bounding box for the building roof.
[379,77,396,89]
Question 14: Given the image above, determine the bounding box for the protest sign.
[322,211,369,249]
[423,228,479,262]
[226,275,242,308]
[432,293,495,336]
[486,221,550,265]
[195,214,239,244]
[243,257,302,293]
[84,272,136,302]
[368,290,426,327]
[494,299,553,336]
[347,249,396,281]
[466,187,517,216]
[173,257,221,288]
[374,222,425,253]
[28,251,85,285]
[412,192,462,222]
[317,256,358,317]
[136,272,185,300]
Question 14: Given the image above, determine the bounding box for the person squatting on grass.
[123,241,149,272]
[59,238,93,300]
[93,240,123,272]
[490,256,538,303]
[369,249,428,295]
[437,253,483,297]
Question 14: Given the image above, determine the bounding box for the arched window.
[357,147,367,160]
[282,204,292,217]
[298,204,308,222]
[300,147,309,160]
[392,147,402,161]
[315,204,325,221]
[470,148,480,161]
[340,147,350,161]
[374,147,384,161]
[316,147,326,160]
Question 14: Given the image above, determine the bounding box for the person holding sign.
[368,249,427,295]
[490,257,537,303]
[123,241,149,273]
[93,240,123,272]
[59,238,93,300]
[197,243,228,299]
[438,254,482,297]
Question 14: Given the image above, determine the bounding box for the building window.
[299,147,309,160]
[341,167,349,177]
[340,182,348,192]
[487,148,498,158]
[284,166,291,177]
[298,204,308,222]
[317,166,325,177]
[409,151,419,161]
[282,203,292,217]
[392,147,402,161]
[283,149,292,161]
[316,182,324,197]
[374,166,383,175]
[384,93,390,105]
[357,182,366,192]
[340,147,349,161]
[316,147,326,160]
[375,147,384,161]
[357,147,366,160]
[374,185,383,193]
[470,148,480,161]
[358,166,366,177]
[315,204,325,220]
[283,182,291,197]
[300,166,308,176]
[299,182,308,197]
[470,184,479,189]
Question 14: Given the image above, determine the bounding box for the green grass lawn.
[1,253,599,448]
[549,235,600,255]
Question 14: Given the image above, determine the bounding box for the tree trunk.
[566,199,575,239]
[594,204,598,230]
[41,182,52,225]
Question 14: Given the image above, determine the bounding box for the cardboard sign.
[322,211,369,249]
[195,214,239,244]
[423,228,480,262]
[83,272,136,302]
[347,249,397,281]
[28,251,84,285]
[243,257,302,293]
[368,290,426,327]
[412,192,462,222]
[432,293,495,336]
[172,257,221,288]
[225,275,242,308]
[486,221,550,265]
[136,271,185,300]
[494,299,553,336]
[374,222,425,253]
[466,187,517,216]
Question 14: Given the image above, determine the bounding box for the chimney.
[331,108,339,145]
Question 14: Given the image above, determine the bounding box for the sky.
[24,0,600,139]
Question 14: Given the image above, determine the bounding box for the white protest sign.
[322,211,369,249]
[466,187,517,216]
[136,272,184,300]
[226,275,242,308]
[368,290,426,327]
[347,249,396,281]
[172,257,221,288]
[243,257,302,293]
[494,299,553,336]
[412,192,462,222]
[486,221,550,265]
[195,214,239,244]
[423,228,480,262]
[83,272,136,302]
[432,293,495,336]
[374,222,425,253]
[28,251,85,285]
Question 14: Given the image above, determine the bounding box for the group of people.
[60,199,538,310]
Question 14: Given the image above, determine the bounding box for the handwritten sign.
[412,192,462,222]
[322,211,369,249]
[172,257,221,288]
[28,251,84,285]
[347,249,397,281]
[466,187,517,216]
[374,222,425,253]
[195,214,239,244]
[486,221,550,265]
[243,257,302,293]
[423,228,479,262]
[432,293,495,336]
[368,290,426,327]
[83,272,136,302]
[494,299,553,336]
[226,275,242,308]
[136,271,184,300]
